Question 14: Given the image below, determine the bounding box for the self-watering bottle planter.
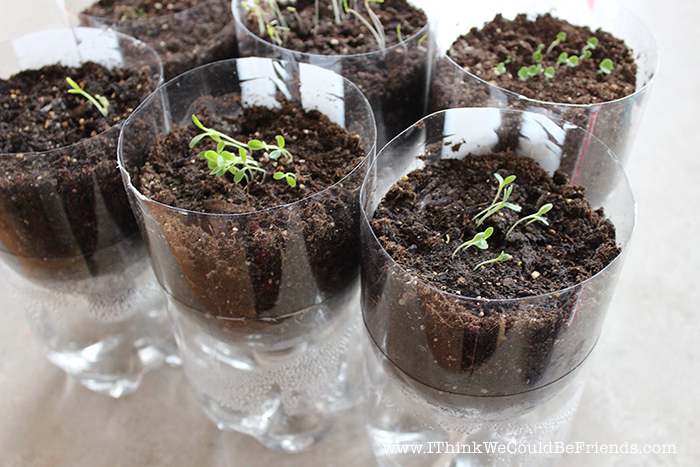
[360,107,634,466]
[118,57,376,451]
[0,27,176,398]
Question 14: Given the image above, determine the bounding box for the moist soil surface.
[140,97,366,211]
[447,13,637,104]
[83,0,211,18]
[0,62,152,153]
[242,0,427,54]
[82,0,238,80]
[370,151,620,300]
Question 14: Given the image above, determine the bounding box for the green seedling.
[65,77,109,117]
[557,52,579,67]
[267,0,288,28]
[544,66,556,79]
[286,6,303,26]
[598,58,614,75]
[266,21,289,46]
[243,0,267,34]
[546,31,566,55]
[505,203,553,239]
[579,36,598,60]
[343,0,386,50]
[190,115,295,186]
[473,173,522,226]
[532,44,545,62]
[492,56,512,76]
[273,171,298,187]
[517,64,543,81]
[452,227,494,259]
[417,34,428,51]
[396,24,408,51]
[474,251,512,270]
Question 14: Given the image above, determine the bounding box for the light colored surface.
[0,0,698,465]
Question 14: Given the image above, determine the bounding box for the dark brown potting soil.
[370,151,620,300]
[447,13,636,104]
[81,0,238,80]
[0,62,152,153]
[140,96,366,211]
[242,0,427,54]
[83,0,210,19]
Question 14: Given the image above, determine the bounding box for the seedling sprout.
[343,0,386,50]
[532,44,545,62]
[598,58,614,75]
[546,31,566,55]
[65,77,109,117]
[505,203,553,239]
[473,173,521,226]
[189,115,296,186]
[473,251,512,270]
[452,227,494,259]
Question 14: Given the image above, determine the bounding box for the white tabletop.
[0,0,697,465]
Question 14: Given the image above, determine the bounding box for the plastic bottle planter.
[64,0,238,80]
[360,108,634,467]
[118,57,376,451]
[0,28,176,398]
[429,0,658,176]
[232,0,434,148]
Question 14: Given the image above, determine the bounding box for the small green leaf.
[286,174,297,187]
[207,160,217,171]
[221,150,235,162]
[204,150,218,161]
[217,140,226,153]
[190,134,207,148]
[581,50,592,60]
[544,67,556,79]
[234,170,246,183]
[599,58,614,74]
[587,37,598,49]
[276,135,285,148]
[273,172,285,180]
[248,140,265,150]
[239,147,247,162]
[556,32,566,42]
[518,67,530,81]
[191,115,206,130]
[567,55,579,67]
